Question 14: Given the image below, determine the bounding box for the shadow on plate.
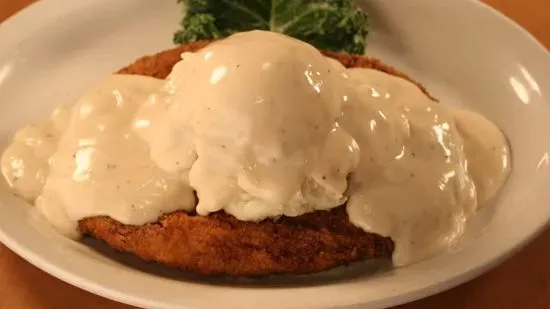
[80,237,394,288]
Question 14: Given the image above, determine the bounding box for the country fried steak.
[78,41,431,277]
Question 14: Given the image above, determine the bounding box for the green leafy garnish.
[173,0,369,54]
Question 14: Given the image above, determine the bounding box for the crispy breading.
[77,41,432,277]
[79,207,393,276]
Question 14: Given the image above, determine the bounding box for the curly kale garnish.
[173,0,369,54]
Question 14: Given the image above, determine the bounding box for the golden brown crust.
[79,207,393,276]
[77,41,429,277]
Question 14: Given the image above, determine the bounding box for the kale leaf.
[173,0,369,54]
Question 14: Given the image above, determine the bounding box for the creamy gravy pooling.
[340,68,510,265]
[139,31,360,221]
[1,31,511,265]
[1,75,195,237]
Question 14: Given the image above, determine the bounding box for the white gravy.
[0,30,511,265]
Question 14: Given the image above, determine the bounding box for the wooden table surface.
[0,1,549,308]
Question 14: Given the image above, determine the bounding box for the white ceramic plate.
[0,1,548,309]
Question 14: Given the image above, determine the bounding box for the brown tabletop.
[0,1,549,308]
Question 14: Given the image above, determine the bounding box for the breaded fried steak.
[77,41,432,277]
